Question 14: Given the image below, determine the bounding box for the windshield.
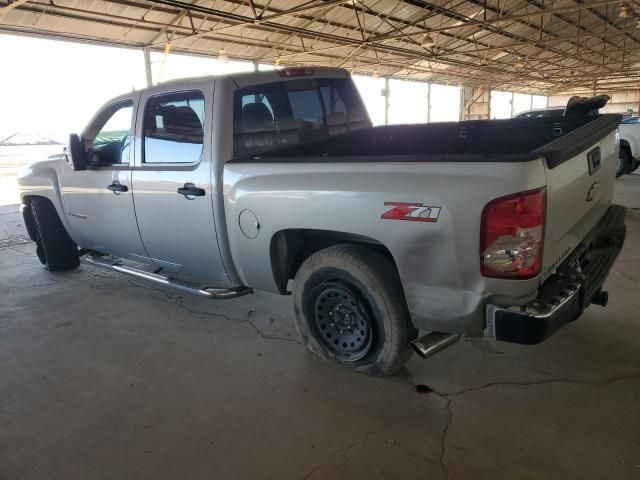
[233,78,371,157]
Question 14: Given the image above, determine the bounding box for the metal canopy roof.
[1,0,639,93]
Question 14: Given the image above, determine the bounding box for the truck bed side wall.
[223,160,547,335]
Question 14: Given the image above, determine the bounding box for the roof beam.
[369,0,621,41]
[0,0,29,18]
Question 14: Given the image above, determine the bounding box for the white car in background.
[515,107,640,177]
[619,116,640,175]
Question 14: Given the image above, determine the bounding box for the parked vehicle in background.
[516,105,640,177]
[17,68,626,376]
[514,106,564,119]
[619,116,640,176]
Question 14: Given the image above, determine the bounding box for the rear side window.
[143,91,204,164]
[233,78,371,157]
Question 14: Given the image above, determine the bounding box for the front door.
[131,83,229,287]
[61,96,149,262]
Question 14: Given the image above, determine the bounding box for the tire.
[30,197,79,271]
[617,149,631,178]
[292,244,417,376]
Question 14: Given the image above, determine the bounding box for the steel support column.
[143,46,153,87]
[384,77,390,125]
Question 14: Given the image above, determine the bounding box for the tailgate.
[535,114,621,282]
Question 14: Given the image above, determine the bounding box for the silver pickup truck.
[18,67,627,375]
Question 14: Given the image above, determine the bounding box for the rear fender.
[223,160,548,336]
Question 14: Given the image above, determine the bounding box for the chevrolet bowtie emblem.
[586,181,600,202]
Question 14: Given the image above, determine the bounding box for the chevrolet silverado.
[17,67,627,375]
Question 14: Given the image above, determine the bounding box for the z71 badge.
[381,202,441,223]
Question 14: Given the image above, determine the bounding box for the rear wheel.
[30,197,79,271]
[617,149,631,178]
[293,244,416,376]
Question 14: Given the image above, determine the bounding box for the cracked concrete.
[1,176,639,480]
[439,397,452,480]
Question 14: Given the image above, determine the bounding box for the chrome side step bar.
[411,332,461,359]
[83,255,252,299]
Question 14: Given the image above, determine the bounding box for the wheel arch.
[18,164,72,234]
[22,194,73,244]
[620,138,632,157]
[269,228,400,295]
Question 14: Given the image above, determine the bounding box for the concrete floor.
[1,177,639,480]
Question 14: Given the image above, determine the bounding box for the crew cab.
[18,68,627,375]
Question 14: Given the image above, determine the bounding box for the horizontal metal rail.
[83,255,252,300]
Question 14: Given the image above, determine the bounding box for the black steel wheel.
[30,197,79,271]
[293,244,417,376]
[310,281,373,362]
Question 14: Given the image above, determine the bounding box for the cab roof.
[156,66,349,90]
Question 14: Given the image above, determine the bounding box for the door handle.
[107,182,128,194]
[177,183,206,199]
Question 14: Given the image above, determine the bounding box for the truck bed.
[225,111,622,335]
[231,114,621,166]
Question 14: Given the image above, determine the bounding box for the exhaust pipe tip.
[411,332,461,359]
[411,343,426,358]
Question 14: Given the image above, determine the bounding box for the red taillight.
[480,188,546,279]
[279,67,314,77]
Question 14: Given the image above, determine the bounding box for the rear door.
[131,81,229,287]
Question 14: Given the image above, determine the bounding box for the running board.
[83,255,252,299]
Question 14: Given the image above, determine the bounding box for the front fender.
[17,156,72,233]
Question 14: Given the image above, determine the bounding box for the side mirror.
[68,133,87,171]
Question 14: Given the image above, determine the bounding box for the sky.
[0,33,547,142]
[0,34,258,142]
[0,34,147,141]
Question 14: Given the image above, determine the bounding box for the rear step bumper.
[485,204,627,345]
[83,255,252,299]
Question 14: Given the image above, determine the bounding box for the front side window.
[143,91,204,164]
[233,78,371,157]
[87,101,133,165]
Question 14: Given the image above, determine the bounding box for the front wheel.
[292,244,416,376]
[30,197,79,271]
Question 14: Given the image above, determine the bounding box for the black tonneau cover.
[230,114,621,168]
